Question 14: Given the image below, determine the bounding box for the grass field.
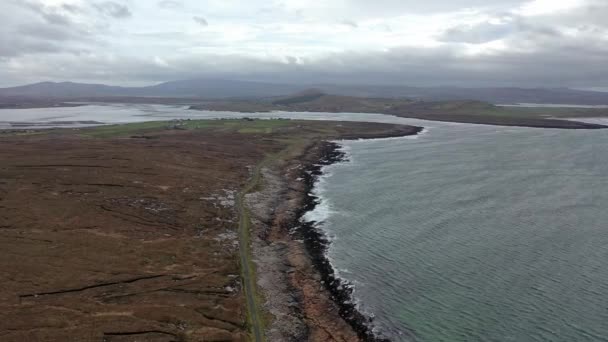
[78,118,297,138]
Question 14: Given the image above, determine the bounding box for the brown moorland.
[0,119,419,342]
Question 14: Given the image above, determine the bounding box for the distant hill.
[263,91,417,113]
[321,85,608,105]
[0,80,302,99]
[271,89,326,105]
[1,79,608,105]
[193,92,608,129]
[0,82,131,98]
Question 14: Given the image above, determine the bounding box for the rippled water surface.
[308,124,608,341]
[3,104,608,341]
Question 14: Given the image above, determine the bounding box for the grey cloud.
[515,1,608,33]
[14,0,46,13]
[0,38,63,57]
[158,1,183,9]
[0,1,98,58]
[285,56,298,64]
[440,22,513,43]
[94,2,132,19]
[17,24,85,42]
[341,20,358,28]
[193,16,208,26]
[439,15,563,44]
[40,12,72,26]
[16,1,75,26]
[2,0,608,89]
[519,24,561,38]
[269,40,608,88]
[0,26,90,58]
[323,0,524,18]
[131,32,190,40]
[8,35,608,89]
[61,4,82,14]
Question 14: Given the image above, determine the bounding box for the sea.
[2,104,608,341]
[304,123,608,342]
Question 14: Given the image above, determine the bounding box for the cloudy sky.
[1,0,608,88]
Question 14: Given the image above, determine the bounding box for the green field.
[78,118,296,138]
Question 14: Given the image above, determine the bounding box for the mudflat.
[0,119,419,342]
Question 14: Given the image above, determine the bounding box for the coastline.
[0,119,422,342]
[248,126,423,341]
[297,141,389,341]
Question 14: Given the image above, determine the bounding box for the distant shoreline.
[2,95,607,129]
[189,102,608,130]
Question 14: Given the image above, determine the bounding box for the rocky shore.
[247,127,422,341]
[297,142,390,341]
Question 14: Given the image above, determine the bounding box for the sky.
[1,0,608,88]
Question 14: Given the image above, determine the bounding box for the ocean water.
[306,124,608,341]
[4,104,608,341]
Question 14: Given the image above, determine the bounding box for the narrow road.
[237,162,266,342]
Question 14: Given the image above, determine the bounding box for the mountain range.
[1,79,608,105]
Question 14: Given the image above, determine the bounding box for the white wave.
[303,139,361,227]
[337,142,353,155]
[333,128,429,144]
[299,138,407,340]
[302,199,335,224]
[335,267,351,275]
